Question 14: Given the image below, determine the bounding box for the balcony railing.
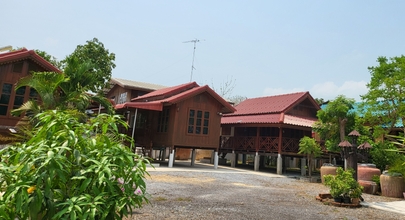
[220,136,300,153]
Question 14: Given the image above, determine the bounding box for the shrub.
[0,110,150,219]
[324,167,363,199]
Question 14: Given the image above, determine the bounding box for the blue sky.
[2,1,405,101]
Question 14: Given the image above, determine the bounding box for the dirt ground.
[125,162,404,220]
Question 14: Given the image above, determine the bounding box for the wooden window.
[13,86,26,109]
[0,83,12,115]
[29,88,38,100]
[188,109,209,135]
[157,108,169,132]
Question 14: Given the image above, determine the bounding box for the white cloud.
[310,80,367,101]
[262,80,368,101]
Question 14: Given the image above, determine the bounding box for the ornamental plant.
[324,167,363,199]
[0,110,151,219]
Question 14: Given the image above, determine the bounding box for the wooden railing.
[220,136,300,153]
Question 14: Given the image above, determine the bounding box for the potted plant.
[349,185,363,205]
[324,167,361,204]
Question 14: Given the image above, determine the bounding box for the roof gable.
[116,82,236,113]
[132,82,198,102]
[0,48,60,72]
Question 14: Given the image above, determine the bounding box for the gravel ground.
[125,162,404,220]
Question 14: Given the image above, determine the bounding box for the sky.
[2,1,405,101]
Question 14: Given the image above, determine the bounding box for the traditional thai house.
[0,49,60,145]
[220,92,320,174]
[114,81,236,168]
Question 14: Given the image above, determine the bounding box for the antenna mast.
[183,39,201,82]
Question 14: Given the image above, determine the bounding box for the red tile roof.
[116,82,236,113]
[228,92,311,116]
[222,92,319,127]
[0,48,60,72]
[131,82,198,102]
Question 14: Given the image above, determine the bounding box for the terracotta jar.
[358,180,378,195]
[380,173,405,198]
[320,163,338,184]
[357,163,381,181]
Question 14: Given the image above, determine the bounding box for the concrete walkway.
[361,200,405,216]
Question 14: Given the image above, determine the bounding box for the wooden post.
[256,127,260,152]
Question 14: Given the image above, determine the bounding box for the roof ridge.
[246,91,308,100]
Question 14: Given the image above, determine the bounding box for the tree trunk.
[339,117,347,142]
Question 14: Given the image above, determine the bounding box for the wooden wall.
[0,60,45,127]
[144,92,223,150]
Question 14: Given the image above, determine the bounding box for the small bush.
[0,110,151,219]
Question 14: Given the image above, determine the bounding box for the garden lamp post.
[357,141,372,163]
[348,130,360,181]
[338,130,360,181]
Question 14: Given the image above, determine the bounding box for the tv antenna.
[183,39,202,82]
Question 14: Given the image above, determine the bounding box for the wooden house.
[220,92,320,174]
[114,81,236,168]
[0,49,60,145]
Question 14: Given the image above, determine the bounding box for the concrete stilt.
[254,152,260,171]
[191,149,196,166]
[277,154,282,175]
[230,151,236,167]
[214,151,219,169]
[301,158,306,176]
[168,149,175,168]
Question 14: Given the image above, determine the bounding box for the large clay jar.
[380,173,405,198]
[320,163,338,184]
[357,163,381,181]
[358,180,378,195]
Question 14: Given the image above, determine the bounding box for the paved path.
[362,201,405,216]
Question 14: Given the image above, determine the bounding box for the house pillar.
[277,154,282,175]
[168,149,175,168]
[214,151,219,169]
[191,149,196,166]
[230,151,236,167]
[254,152,260,171]
[301,157,306,176]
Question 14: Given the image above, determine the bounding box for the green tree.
[313,95,357,152]
[298,136,322,177]
[12,61,113,117]
[34,49,62,70]
[314,98,326,106]
[0,110,150,219]
[361,55,405,137]
[62,38,116,93]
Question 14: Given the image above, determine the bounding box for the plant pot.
[358,180,378,195]
[343,196,351,204]
[320,164,338,184]
[380,174,405,198]
[357,163,381,181]
[351,198,360,205]
[333,197,342,203]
